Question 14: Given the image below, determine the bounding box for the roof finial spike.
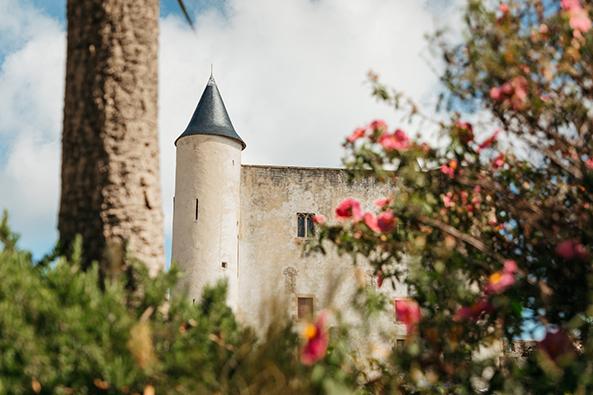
[208,64,215,85]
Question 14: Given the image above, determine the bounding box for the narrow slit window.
[306,214,315,237]
[195,198,199,221]
[297,213,306,237]
[297,296,314,320]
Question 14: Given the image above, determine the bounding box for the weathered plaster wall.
[238,164,408,339]
[172,135,242,309]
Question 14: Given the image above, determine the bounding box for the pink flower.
[440,160,458,179]
[555,239,590,261]
[442,192,455,208]
[492,153,505,169]
[585,158,593,170]
[561,0,591,35]
[369,119,388,133]
[562,0,581,10]
[499,3,509,14]
[570,9,592,33]
[539,328,576,362]
[346,127,366,143]
[374,197,391,208]
[300,312,329,365]
[461,191,469,205]
[484,260,518,295]
[503,259,518,274]
[335,198,363,221]
[379,129,410,151]
[364,211,396,233]
[490,77,529,110]
[312,214,326,225]
[509,76,529,110]
[377,211,396,232]
[363,212,381,233]
[478,130,499,151]
[490,86,502,100]
[453,298,492,321]
[395,299,421,333]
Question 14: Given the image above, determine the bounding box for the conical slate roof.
[175,75,246,149]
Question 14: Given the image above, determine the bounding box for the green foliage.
[308,0,593,393]
[0,214,361,394]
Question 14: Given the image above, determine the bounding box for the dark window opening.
[297,213,316,238]
[297,296,314,320]
[396,339,405,349]
[222,261,227,269]
[195,198,199,221]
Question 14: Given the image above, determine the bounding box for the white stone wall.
[238,165,408,342]
[171,135,242,309]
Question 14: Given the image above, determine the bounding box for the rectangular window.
[297,213,316,238]
[306,214,315,237]
[195,198,199,221]
[297,213,306,237]
[297,296,314,320]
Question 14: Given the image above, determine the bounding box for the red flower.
[492,153,505,169]
[376,270,384,288]
[300,312,329,365]
[374,197,391,208]
[478,130,499,151]
[377,211,396,232]
[395,299,421,333]
[335,198,362,221]
[584,157,593,170]
[484,260,518,295]
[369,119,388,133]
[379,129,410,151]
[346,127,366,143]
[312,214,326,225]
[499,3,509,15]
[555,239,590,261]
[455,121,474,143]
[453,298,493,321]
[363,212,381,233]
[539,328,576,362]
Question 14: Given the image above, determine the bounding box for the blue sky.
[0,0,462,261]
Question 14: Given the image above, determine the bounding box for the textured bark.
[59,0,164,274]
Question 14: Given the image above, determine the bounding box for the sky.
[0,0,463,261]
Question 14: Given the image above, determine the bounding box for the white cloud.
[0,0,64,255]
[0,0,462,258]
[159,0,462,244]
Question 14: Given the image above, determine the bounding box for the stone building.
[171,75,407,335]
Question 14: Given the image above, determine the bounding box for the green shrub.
[0,212,358,394]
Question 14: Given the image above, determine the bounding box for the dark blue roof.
[175,75,246,149]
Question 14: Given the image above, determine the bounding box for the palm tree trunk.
[59,0,164,274]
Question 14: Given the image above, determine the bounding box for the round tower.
[172,74,245,309]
